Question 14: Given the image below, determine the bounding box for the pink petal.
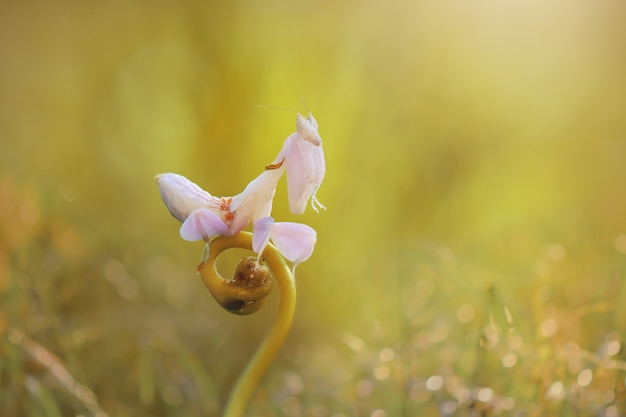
[270,222,317,264]
[179,208,231,241]
[252,216,274,255]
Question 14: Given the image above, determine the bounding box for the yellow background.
[1,1,626,415]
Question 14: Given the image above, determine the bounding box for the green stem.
[200,232,296,417]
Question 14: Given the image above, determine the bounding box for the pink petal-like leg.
[180,208,232,242]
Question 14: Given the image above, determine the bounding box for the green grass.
[2,219,625,416]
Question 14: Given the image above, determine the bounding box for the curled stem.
[197,232,296,417]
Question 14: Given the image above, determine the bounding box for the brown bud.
[199,256,273,315]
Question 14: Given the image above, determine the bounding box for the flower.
[267,112,326,214]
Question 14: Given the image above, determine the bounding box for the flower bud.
[198,256,273,315]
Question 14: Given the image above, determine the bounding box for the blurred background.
[1,0,626,416]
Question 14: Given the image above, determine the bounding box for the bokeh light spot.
[539,318,558,338]
[371,409,387,417]
[374,365,390,381]
[603,390,615,404]
[441,400,457,415]
[606,340,621,356]
[409,382,431,403]
[577,368,593,387]
[279,395,301,416]
[356,379,374,398]
[545,381,565,400]
[378,347,395,362]
[426,375,443,391]
[284,372,304,394]
[455,386,471,403]
[499,397,516,411]
[545,243,566,262]
[343,333,365,352]
[502,352,518,368]
[456,303,475,323]
[605,405,619,417]
[615,234,626,254]
[476,387,493,402]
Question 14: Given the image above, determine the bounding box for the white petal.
[270,222,317,264]
[252,217,274,255]
[156,173,220,222]
[179,208,231,241]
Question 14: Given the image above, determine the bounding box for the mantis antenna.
[255,104,298,114]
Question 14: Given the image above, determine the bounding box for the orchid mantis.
[156,111,326,268]
[266,112,326,214]
[157,170,316,267]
